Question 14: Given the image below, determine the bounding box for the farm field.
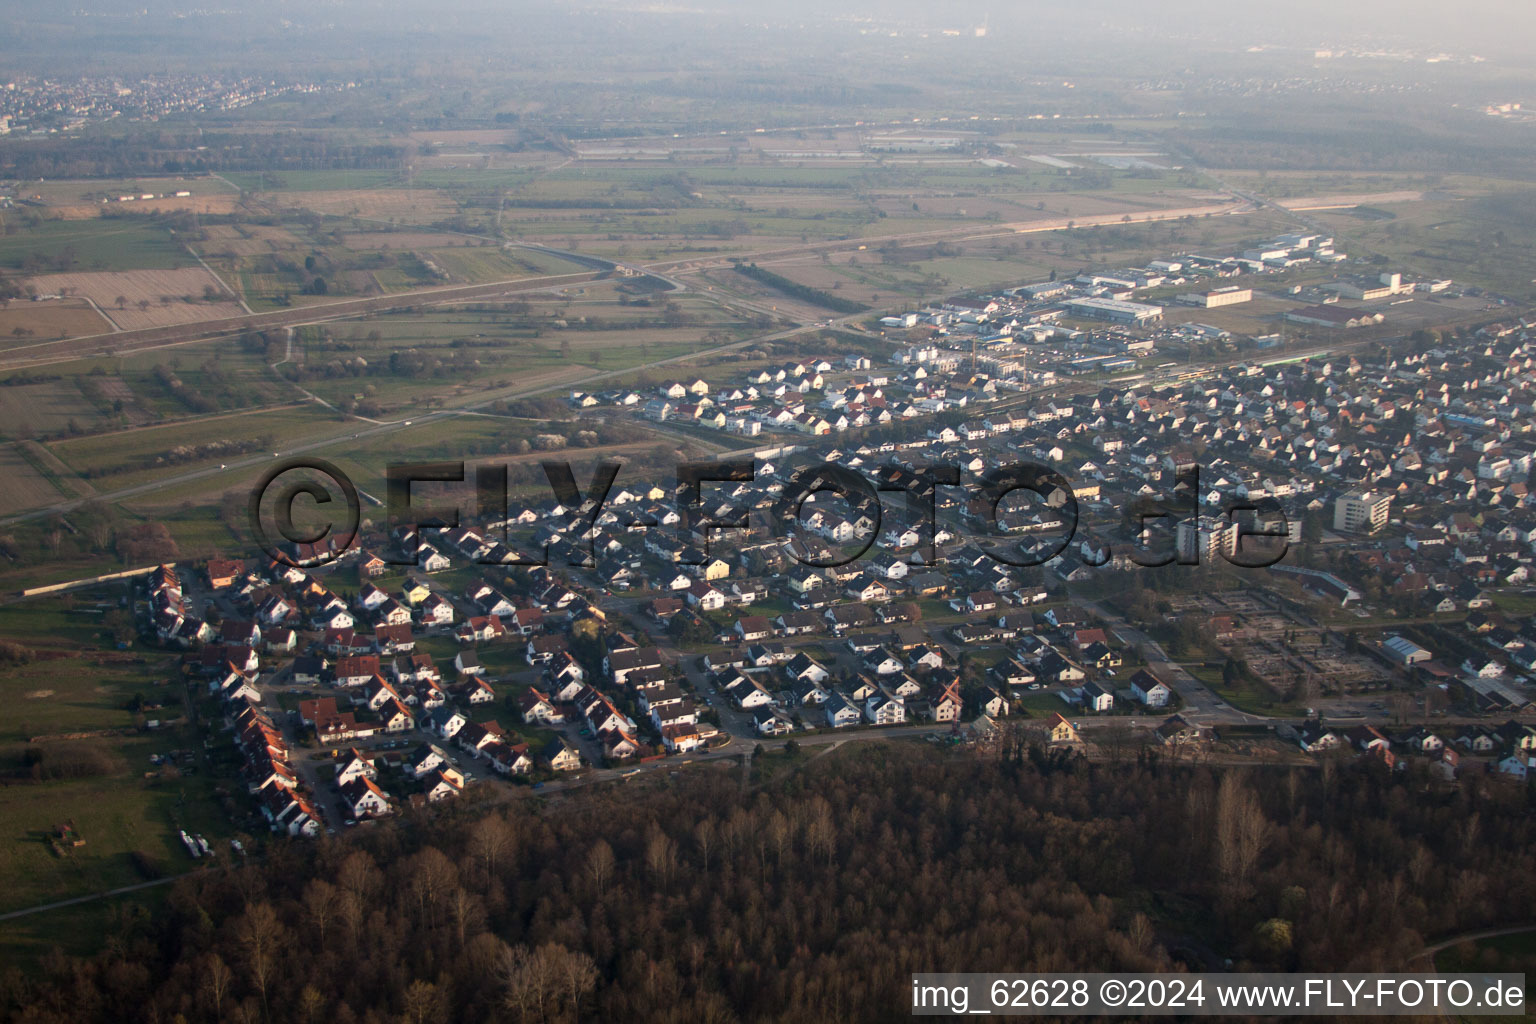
[0,300,113,344]
[0,608,228,918]
[1309,192,1536,304]
[73,195,242,218]
[209,235,588,309]
[0,444,66,515]
[1216,169,1510,200]
[0,669,224,914]
[266,187,458,221]
[221,169,402,192]
[341,231,488,250]
[0,762,225,916]
[0,378,108,436]
[23,268,247,330]
[424,245,555,283]
[35,337,293,419]
[45,403,347,491]
[19,176,237,205]
[18,176,240,219]
[0,220,197,274]
[199,224,304,258]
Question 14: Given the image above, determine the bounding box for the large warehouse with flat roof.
[1178,286,1252,308]
[1063,297,1164,324]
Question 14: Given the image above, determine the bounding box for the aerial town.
[0,75,353,136]
[124,219,1536,839]
[3,1,1536,1018]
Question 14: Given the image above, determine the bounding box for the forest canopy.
[2,743,1534,1024]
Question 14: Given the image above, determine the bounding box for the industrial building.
[1381,635,1431,667]
[1324,272,1412,301]
[1063,297,1163,325]
[1177,286,1252,308]
[1074,273,1140,290]
[1284,305,1384,329]
[1016,281,1070,300]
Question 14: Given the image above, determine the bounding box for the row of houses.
[1289,718,1536,780]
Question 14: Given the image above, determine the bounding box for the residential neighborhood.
[144,287,1536,836]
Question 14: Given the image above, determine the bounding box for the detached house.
[339,777,392,819]
[928,677,963,723]
[334,749,378,787]
[1129,669,1172,708]
[544,737,582,772]
[825,693,862,729]
[1047,713,1080,744]
[519,687,563,725]
[865,690,906,725]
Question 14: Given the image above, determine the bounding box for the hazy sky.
[2,0,1532,70]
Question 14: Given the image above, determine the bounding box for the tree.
[645,823,678,892]
[556,948,599,1020]
[302,879,340,944]
[470,813,516,890]
[1214,773,1267,905]
[405,847,459,927]
[297,984,327,1024]
[585,839,615,898]
[500,944,559,1023]
[693,817,716,873]
[233,902,282,1014]
[1252,918,1293,960]
[197,952,234,1018]
[399,979,444,1024]
[499,942,597,1023]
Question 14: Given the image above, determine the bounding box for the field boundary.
[16,440,96,500]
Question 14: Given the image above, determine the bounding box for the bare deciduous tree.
[693,818,715,874]
[198,952,233,1017]
[585,839,615,899]
[400,978,444,1024]
[470,813,516,890]
[234,902,282,1014]
[645,824,678,892]
[303,878,339,944]
[1214,773,1268,904]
